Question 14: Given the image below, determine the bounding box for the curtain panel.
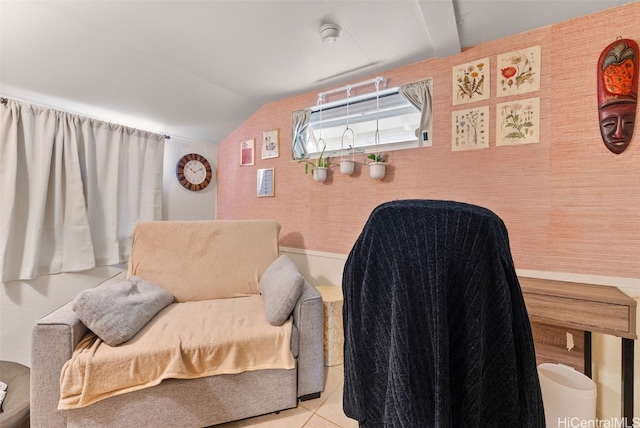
[399,79,433,140]
[291,108,311,160]
[0,99,164,282]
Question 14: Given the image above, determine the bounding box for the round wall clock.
[175,153,213,191]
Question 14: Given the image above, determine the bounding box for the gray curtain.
[399,79,432,142]
[291,108,310,160]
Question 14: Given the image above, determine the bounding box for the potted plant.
[298,144,334,182]
[340,128,356,176]
[366,152,386,180]
[339,158,355,175]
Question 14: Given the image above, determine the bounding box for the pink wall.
[217,3,640,279]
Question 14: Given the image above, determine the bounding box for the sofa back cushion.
[127,220,280,302]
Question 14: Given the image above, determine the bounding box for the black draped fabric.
[342,200,545,427]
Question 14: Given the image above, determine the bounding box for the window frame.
[303,86,430,159]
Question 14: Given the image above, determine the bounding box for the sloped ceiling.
[0,0,632,144]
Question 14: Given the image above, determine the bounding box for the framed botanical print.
[497,46,541,97]
[496,97,540,146]
[451,106,490,151]
[453,58,490,105]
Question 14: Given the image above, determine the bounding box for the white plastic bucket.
[538,363,596,428]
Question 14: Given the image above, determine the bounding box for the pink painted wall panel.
[217,3,639,279]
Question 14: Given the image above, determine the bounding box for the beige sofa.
[31,220,324,428]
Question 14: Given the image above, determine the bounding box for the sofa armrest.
[30,272,125,428]
[292,280,324,398]
[31,300,87,428]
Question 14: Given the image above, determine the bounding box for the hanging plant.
[339,87,356,176]
[298,96,334,182]
[298,142,335,182]
[340,157,355,176]
[366,79,388,180]
[366,152,387,180]
[298,149,332,173]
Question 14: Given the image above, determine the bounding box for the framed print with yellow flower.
[497,46,541,97]
[452,106,489,151]
[453,58,490,105]
[496,97,540,146]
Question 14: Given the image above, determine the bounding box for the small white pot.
[368,162,386,180]
[312,167,328,182]
[339,159,355,175]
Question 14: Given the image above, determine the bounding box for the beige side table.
[315,285,344,366]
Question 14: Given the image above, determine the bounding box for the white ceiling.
[1,0,633,144]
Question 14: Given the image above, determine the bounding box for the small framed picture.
[240,139,255,166]
[262,129,279,159]
[257,168,275,197]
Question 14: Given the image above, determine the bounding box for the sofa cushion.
[259,255,305,326]
[128,220,281,302]
[72,276,174,346]
[59,296,295,409]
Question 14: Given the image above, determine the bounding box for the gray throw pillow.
[72,276,174,346]
[259,255,305,326]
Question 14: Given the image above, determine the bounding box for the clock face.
[184,159,207,184]
[176,153,213,191]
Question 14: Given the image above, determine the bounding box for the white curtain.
[399,79,433,140]
[0,99,164,282]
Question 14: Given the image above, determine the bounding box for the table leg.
[622,337,634,422]
[584,331,592,378]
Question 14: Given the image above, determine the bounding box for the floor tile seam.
[303,412,342,428]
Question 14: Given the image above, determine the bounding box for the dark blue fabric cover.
[342,200,545,427]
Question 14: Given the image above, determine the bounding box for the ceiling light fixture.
[320,23,342,44]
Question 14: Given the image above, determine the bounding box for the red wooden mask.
[597,38,638,154]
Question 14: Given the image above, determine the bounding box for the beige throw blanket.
[59,296,294,409]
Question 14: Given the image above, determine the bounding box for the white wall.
[162,137,217,221]
[280,247,347,288]
[0,137,216,366]
[0,265,126,366]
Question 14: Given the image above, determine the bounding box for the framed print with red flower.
[453,57,490,105]
[497,46,541,97]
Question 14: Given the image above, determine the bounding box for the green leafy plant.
[298,144,335,174]
[366,153,386,163]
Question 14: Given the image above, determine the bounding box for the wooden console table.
[519,277,637,421]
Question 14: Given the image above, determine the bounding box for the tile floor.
[217,364,357,428]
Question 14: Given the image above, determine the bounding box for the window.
[305,87,427,157]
